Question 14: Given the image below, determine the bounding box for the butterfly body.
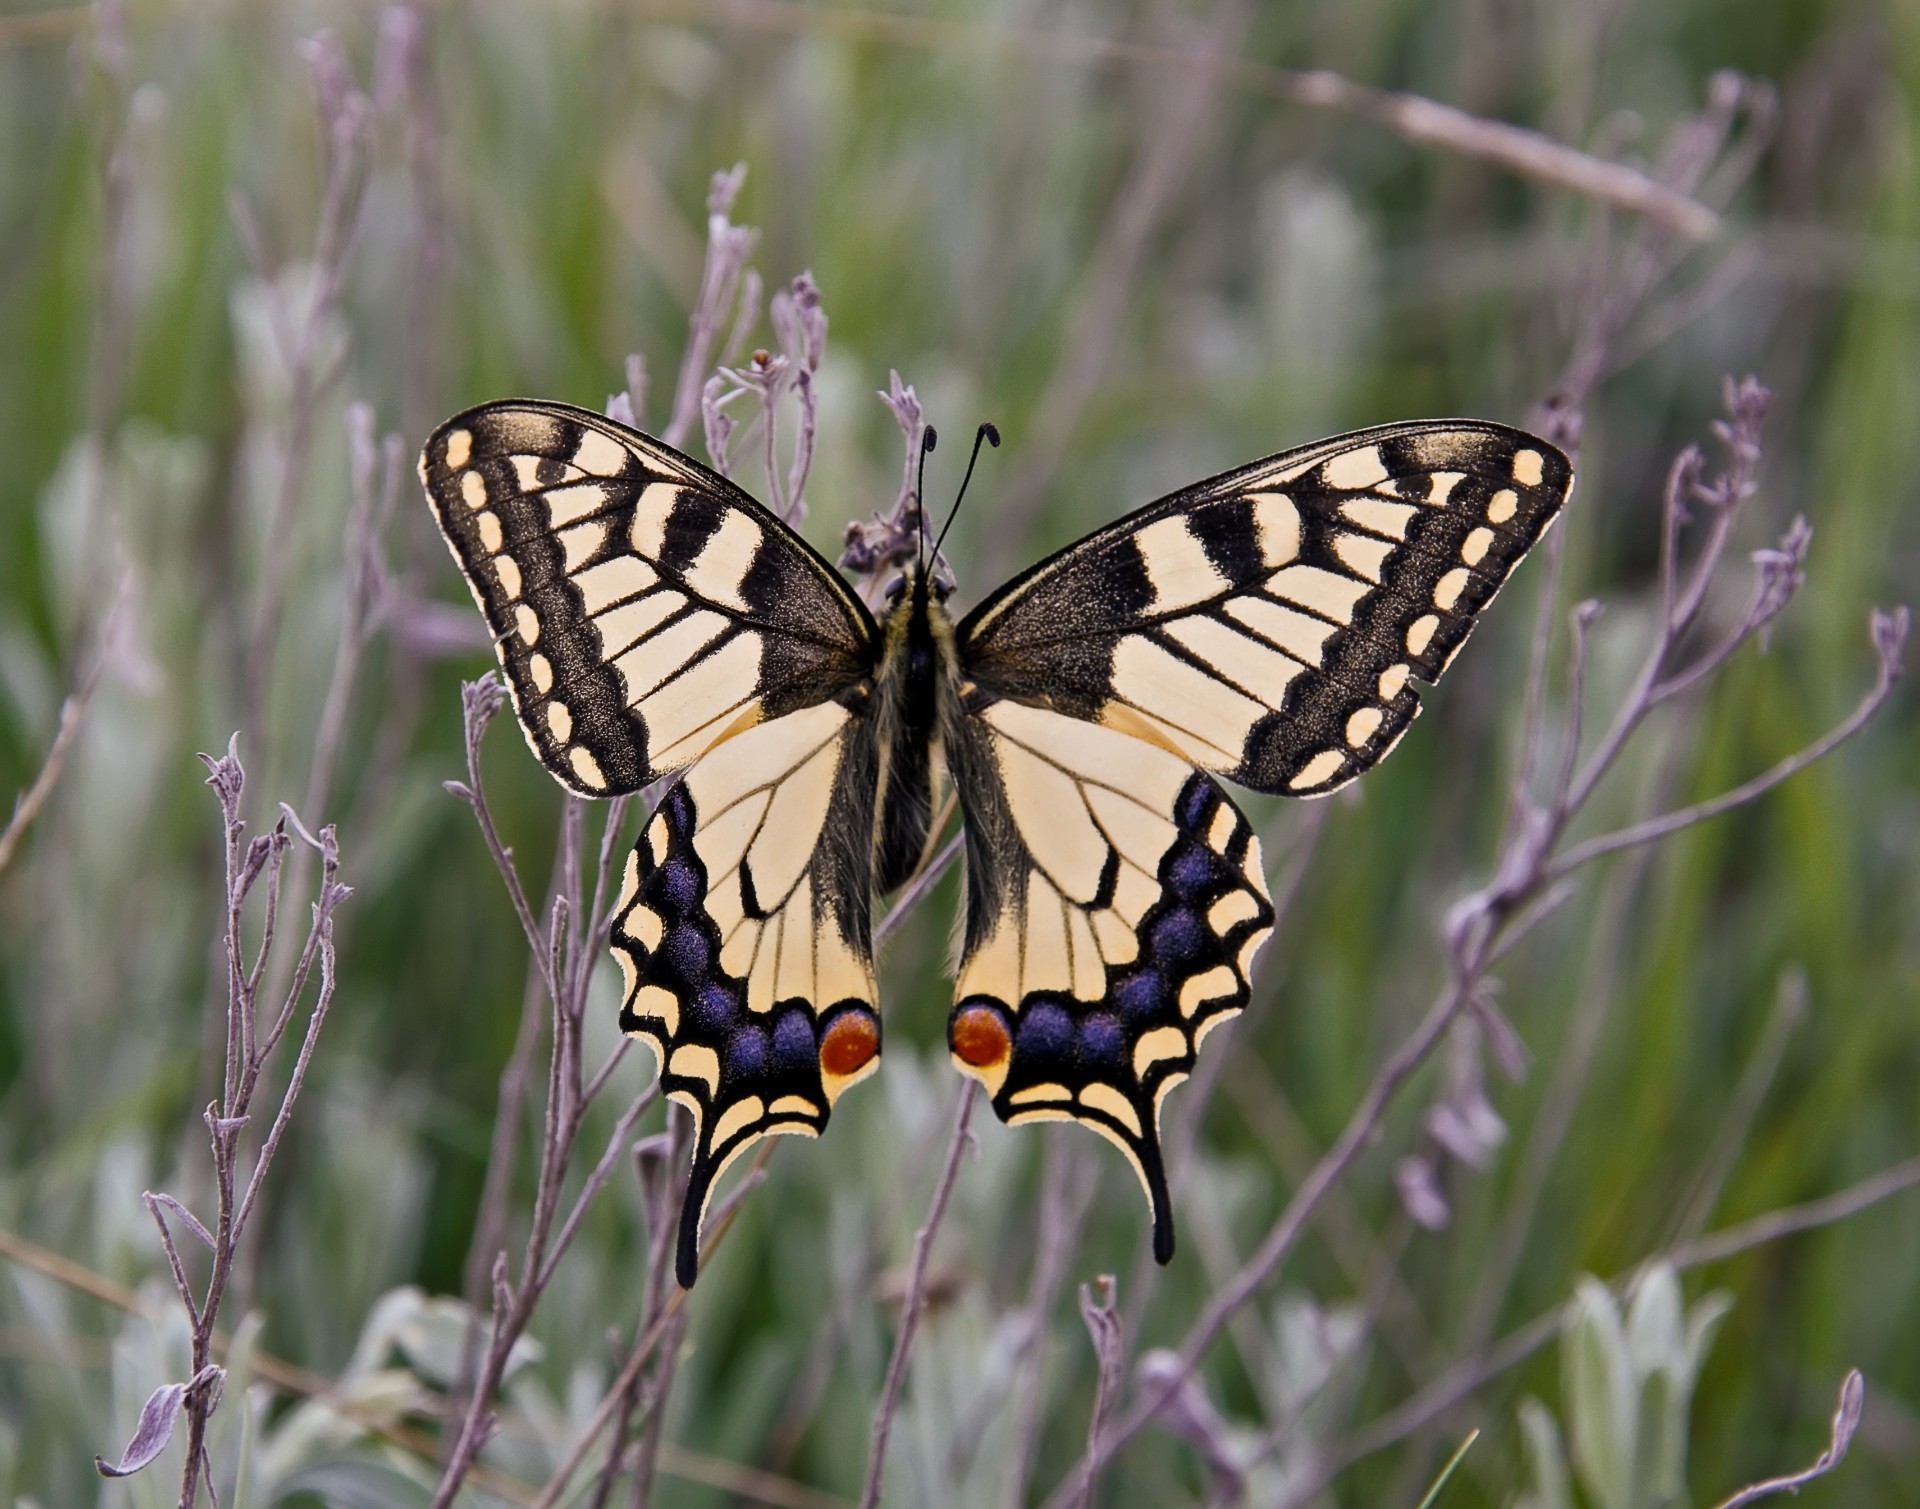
[421,399,1572,1287]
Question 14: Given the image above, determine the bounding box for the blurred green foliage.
[0,0,1915,1505]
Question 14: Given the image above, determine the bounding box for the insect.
[421,400,1571,1287]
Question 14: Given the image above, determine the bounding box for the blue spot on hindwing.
[1150,910,1204,966]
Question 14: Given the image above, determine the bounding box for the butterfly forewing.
[957,421,1572,797]
[610,700,883,1288]
[421,401,877,795]
[942,697,1275,1261]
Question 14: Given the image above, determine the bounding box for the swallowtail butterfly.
[422,401,1571,1287]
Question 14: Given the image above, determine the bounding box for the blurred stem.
[859,1082,979,1509]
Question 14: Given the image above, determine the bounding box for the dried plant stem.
[1711,1370,1864,1508]
[0,567,128,878]
[859,1081,980,1509]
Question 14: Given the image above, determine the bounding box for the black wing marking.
[421,401,878,795]
[942,695,1275,1262]
[610,699,882,1287]
[957,422,1572,796]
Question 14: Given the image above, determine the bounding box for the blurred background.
[0,0,1915,1504]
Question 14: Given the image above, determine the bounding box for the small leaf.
[95,1382,186,1477]
[1564,1277,1636,1509]
[1626,1264,1684,1377]
[1518,1398,1574,1509]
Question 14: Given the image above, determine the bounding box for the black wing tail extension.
[945,699,1275,1266]
[613,771,883,1288]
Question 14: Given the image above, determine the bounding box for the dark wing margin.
[609,699,882,1288]
[421,401,877,796]
[957,421,1572,797]
[942,697,1275,1263]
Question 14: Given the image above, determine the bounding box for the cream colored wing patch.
[943,697,1275,1263]
[610,700,882,1288]
[421,402,876,795]
[957,421,1572,797]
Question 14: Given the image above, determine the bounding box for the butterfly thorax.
[869,566,959,895]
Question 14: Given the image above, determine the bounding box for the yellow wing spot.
[460,469,486,509]
[1346,707,1384,747]
[494,555,522,600]
[1133,1025,1188,1077]
[618,848,641,909]
[558,520,608,572]
[1334,532,1393,584]
[573,427,629,477]
[476,512,503,553]
[1227,596,1338,668]
[1512,448,1545,485]
[1236,930,1268,978]
[1179,965,1238,1017]
[528,653,554,693]
[544,483,612,529]
[1289,748,1346,791]
[515,603,540,644]
[1461,526,1495,566]
[1248,493,1301,567]
[1433,567,1471,612]
[630,983,680,1034]
[1008,1105,1075,1127]
[1323,446,1388,490]
[1206,805,1237,851]
[1134,514,1230,612]
[1079,1082,1143,1136]
[668,1043,720,1092]
[1488,489,1519,524]
[1427,472,1467,507]
[769,1094,819,1118]
[630,483,681,557]
[644,813,668,865]
[1378,663,1410,699]
[1207,890,1260,931]
[1406,614,1440,656]
[1270,565,1370,622]
[569,746,607,791]
[625,904,664,952]
[1009,1083,1073,1107]
[546,701,573,742]
[443,429,472,468]
[1342,497,1417,539]
[710,1097,765,1150]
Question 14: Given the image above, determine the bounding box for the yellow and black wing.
[946,420,1568,1260]
[957,421,1572,797]
[609,700,883,1288]
[421,401,877,794]
[943,697,1275,1262]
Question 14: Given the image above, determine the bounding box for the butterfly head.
[895,419,999,609]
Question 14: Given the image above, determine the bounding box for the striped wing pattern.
[609,701,883,1288]
[943,698,1275,1261]
[958,422,1573,797]
[421,401,876,795]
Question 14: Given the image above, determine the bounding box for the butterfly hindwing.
[942,696,1275,1261]
[957,422,1572,797]
[610,700,883,1287]
[421,401,877,795]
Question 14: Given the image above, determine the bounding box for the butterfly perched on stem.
[421,401,1571,1288]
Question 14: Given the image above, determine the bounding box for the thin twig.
[859,1082,980,1509]
[1711,1370,1864,1509]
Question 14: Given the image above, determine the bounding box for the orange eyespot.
[820,1010,880,1077]
[950,1004,1012,1070]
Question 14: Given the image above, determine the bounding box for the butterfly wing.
[942,695,1275,1262]
[957,422,1572,796]
[610,698,883,1287]
[422,401,877,794]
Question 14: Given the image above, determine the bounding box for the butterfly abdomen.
[870,572,958,895]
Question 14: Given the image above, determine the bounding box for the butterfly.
[421,401,1571,1287]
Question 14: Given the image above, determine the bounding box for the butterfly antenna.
[915,425,938,572]
[931,422,999,564]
